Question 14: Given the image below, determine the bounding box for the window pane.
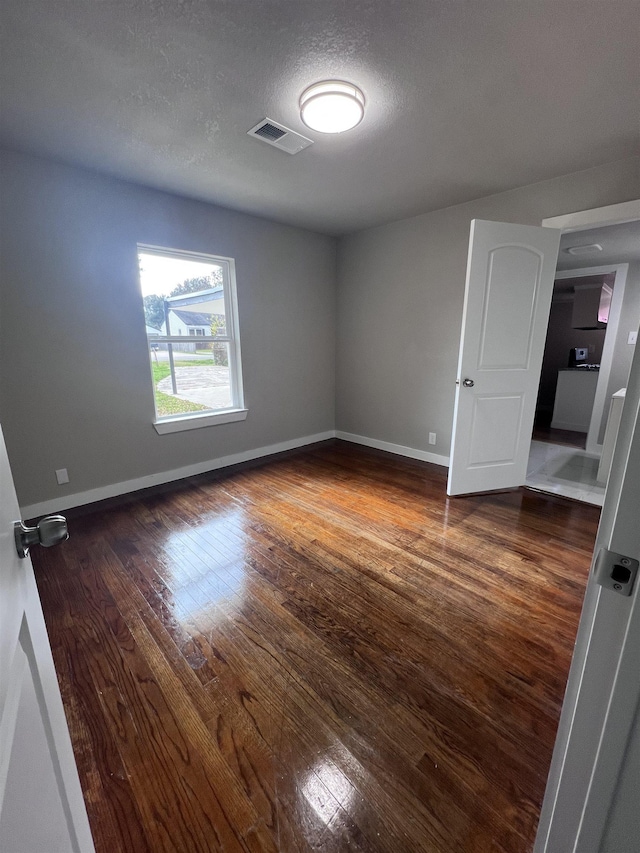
[149,342,232,417]
[139,247,242,421]
[139,251,227,341]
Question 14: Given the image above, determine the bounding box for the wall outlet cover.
[628,331,637,345]
[55,468,69,485]
[428,432,437,445]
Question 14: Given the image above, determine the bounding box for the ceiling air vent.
[247,118,313,155]
[565,243,603,256]
[254,122,287,142]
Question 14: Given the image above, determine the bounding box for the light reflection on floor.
[159,509,248,622]
[302,758,355,826]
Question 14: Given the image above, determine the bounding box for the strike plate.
[594,548,639,597]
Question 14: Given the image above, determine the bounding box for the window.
[138,246,246,434]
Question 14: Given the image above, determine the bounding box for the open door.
[448,219,561,495]
[0,425,94,852]
[535,310,640,852]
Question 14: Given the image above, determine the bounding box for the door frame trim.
[553,263,629,455]
[542,200,640,232]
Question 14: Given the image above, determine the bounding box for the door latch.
[594,548,639,597]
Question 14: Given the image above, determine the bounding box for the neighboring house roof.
[167,288,224,310]
[170,310,213,326]
[145,324,161,335]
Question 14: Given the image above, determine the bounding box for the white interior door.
[448,219,560,496]
[535,305,640,853]
[0,425,94,853]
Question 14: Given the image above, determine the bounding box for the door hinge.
[594,548,639,597]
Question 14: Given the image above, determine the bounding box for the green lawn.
[151,360,210,417]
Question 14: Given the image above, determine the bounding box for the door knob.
[14,515,69,559]
[462,378,475,388]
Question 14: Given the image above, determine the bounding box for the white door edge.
[0,422,95,853]
[535,323,640,853]
[535,200,640,852]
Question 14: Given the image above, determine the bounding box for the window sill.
[153,408,248,435]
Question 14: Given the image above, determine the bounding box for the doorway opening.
[526,220,639,505]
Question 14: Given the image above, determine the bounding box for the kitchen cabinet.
[572,282,612,329]
[551,369,599,432]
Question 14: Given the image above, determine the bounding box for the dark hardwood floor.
[532,410,586,448]
[33,440,600,853]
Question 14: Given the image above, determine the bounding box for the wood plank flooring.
[32,439,600,852]
[532,413,586,448]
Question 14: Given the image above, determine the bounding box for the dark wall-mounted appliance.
[568,347,589,367]
[572,283,612,330]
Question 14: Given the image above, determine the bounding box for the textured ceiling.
[1,1,638,235]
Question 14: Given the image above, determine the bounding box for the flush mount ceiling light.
[299,80,365,134]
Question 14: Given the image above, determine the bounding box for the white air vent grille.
[254,122,287,142]
[247,118,313,155]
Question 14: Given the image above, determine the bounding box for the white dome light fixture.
[300,80,365,134]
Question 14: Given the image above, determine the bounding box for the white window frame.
[138,244,247,434]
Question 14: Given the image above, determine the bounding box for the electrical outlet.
[55,468,69,485]
[628,331,637,345]
[428,432,437,445]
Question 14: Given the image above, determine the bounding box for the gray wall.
[0,150,337,507]
[336,157,640,456]
[1,149,638,508]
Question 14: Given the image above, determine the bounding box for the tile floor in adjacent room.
[526,439,606,506]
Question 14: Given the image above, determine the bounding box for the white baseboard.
[20,430,336,518]
[585,440,604,457]
[21,429,450,518]
[551,420,589,433]
[336,431,450,468]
